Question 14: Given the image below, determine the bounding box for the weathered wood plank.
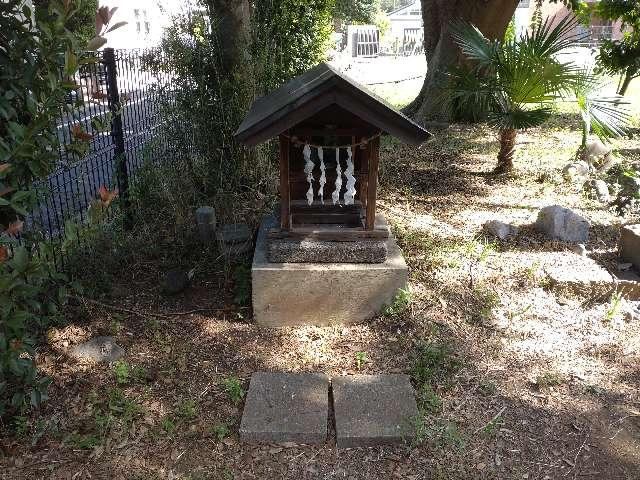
[365,136,379,230]
[279,134,290,230]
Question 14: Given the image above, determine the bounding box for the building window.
[144,21,150,34]
[517,0,530,7]
[134,8,141,34]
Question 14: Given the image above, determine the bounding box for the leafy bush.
[0,1,122,420]
[594,0,640,95]
[139,0,335,230]
[0,247,69,416]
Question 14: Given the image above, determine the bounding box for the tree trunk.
[209,0,252,76]
[405,0,520,123]
[495,128,517,173]
[618,67,637,96]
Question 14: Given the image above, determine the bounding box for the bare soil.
[1,119,640,480]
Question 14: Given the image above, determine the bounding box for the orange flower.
[98,186,119,206]
[91,91,107,100]
[71,124,93,141]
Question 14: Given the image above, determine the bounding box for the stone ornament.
[333,147,342,205]
[303,143,314,206]
[344,146,356,205]
[318,147,326,205]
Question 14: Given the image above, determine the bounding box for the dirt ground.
[2,109,640,479]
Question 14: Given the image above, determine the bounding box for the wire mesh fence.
[25,48,176,261]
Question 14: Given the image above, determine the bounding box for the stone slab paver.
[239,372,329,445]
[332,374,418,448]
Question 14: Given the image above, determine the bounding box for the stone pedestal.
[252,216,408,327]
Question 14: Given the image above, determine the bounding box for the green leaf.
[86,36,107,51]
[105,21,127,34]
[64,49,78,76]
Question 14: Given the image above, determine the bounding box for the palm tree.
[572,68,632,160]
[447,16,583,173]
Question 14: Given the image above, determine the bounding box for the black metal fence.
[27,48,173,247]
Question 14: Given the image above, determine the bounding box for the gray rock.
[70,336,124,363]
[217,223,252,257]
[217,223,251,244]
[571,243,588,256]
[195,206,216,242]
[534,205,590,243]
[562,161,589,179]
[239,372,329,445]
[332,374,418,448]
[483,220,518,240]
[585,139,610,160]
[267,239,387,263]
[162,268,194,295]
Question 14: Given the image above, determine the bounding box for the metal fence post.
[103,47,132,229]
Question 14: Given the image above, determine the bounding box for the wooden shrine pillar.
[279,134,290,230]
[365,135,380,230]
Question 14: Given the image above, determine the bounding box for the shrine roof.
[234,62,431,147]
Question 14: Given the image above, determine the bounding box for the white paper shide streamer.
[303,143,314,206]
[344,146,356,205]
[318,147,326,205]
[332,147,342,205]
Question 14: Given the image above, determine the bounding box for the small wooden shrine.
[235,63,430,243]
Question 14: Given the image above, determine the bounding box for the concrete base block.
[546,253,640,300]
[620,225,640,271]
[252,216,408,327]
[239,372,329,445]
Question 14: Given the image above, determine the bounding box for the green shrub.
[0,244,70,417]
[0,0,122,421]
[221,376,245,405]
[411,342,462,387]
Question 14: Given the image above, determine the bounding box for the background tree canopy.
[594,0,640,95]
[32,0,98,45]
[334,0,378,24]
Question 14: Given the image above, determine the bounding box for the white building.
[386,0,423,54]
[514,0,531,38]
[100,0,185,49]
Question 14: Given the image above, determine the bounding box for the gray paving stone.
[239,372,329,445]
[332,374,418,448]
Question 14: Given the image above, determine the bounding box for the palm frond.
[589,98,633,142]
[489,105,552,131]
[572,67,633,143]
[450,21,498,69]
[444,65,496,121]
[521,15,585,60]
